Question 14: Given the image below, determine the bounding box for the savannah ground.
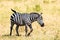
[0,0,60,40]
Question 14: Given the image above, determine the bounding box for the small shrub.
[33,4,41,12]
[43,0,49,4]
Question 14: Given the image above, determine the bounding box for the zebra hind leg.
[10,21,14,36]
[16,25,19,36]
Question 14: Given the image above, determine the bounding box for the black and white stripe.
[10,9,22,25]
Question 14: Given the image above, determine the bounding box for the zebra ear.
[11,9,16,13]
[41,13,43,15]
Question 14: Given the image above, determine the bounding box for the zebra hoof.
[10,35,11,36]
[16,34,20,36]
[25,34,28,37]
[25,34,30,37]
[10,34,12,36]
[27,33,30,36]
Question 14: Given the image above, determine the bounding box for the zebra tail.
[11,9,16,13]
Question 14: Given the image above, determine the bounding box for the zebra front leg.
[27,24,33,36]
[10,22,14,36]
[25,24,28,36]
[16,25,19,36]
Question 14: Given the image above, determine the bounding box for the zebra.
[10,9,44,36]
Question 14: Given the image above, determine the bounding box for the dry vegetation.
[0,0,60,40]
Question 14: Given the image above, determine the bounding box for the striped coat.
[10,13,23,25]
[10,12,31,25]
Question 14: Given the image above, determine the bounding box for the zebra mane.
[11,9,16,13]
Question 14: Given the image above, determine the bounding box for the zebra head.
[37,13,44,27]
[30,12,44,27]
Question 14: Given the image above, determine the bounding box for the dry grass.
[0,0,60,40]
